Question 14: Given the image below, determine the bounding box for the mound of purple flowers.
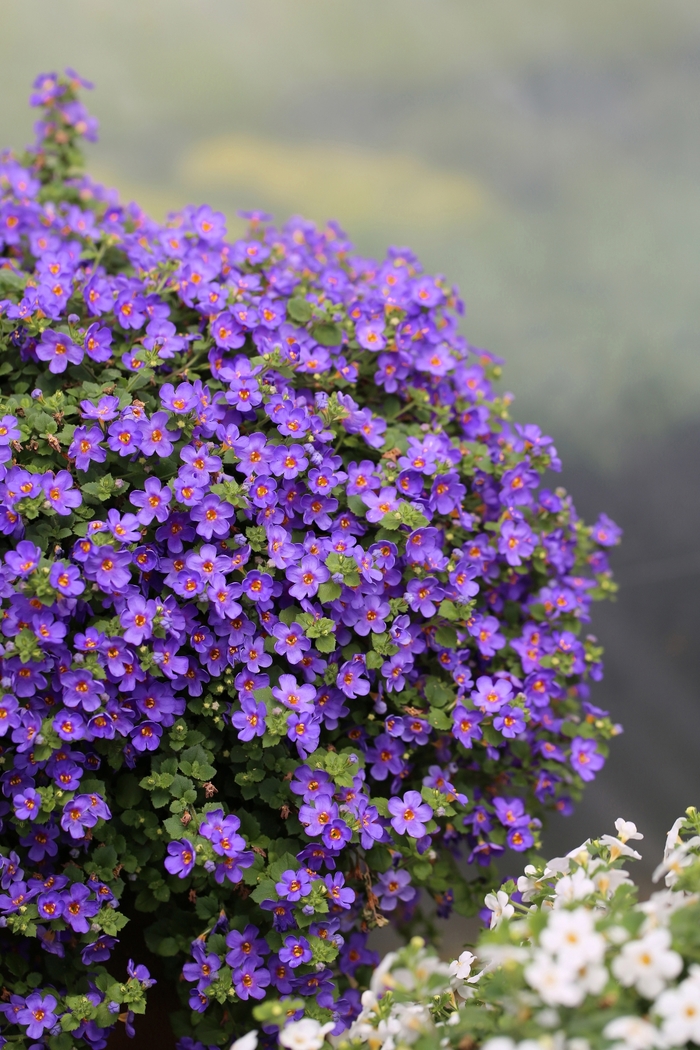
[0,71,621,1048]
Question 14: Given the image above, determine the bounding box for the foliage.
[0,70,619,1047]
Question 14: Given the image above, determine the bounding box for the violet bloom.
[287,555,329,600]
[107,417,143,456]
[84,321,112,361]
[14,787,42,821]
[36,329,83,372]
[191,494,234,540]
[507,826,534,851]
[86,546,132,592]
[452,706,483,749]
[68,425,106,471]
[362,486,400,523]
[42,471,82,515]
[231,697,266,741]
[164,840,195,877]
[121,597,157,645]
[17,992,58,1039]
[233,964,270,1000]
[272,674,316,713]
[405,576,445,618]
[61,797,99,839]
[271,621,311,664]
[287,712,321,758]
[183,942,221,991]
[388,791,433,838]
[494,706,526,738]
[336,661,370,699]
[353,595,390,636]
[140,411,178,457]
[275,869,312,902]
[279,935,312,969]
[570,737,605,782]
[5,540,42,577]
[429,472,465,515]
[131,721,162,752]
[63,883,99,933]
[499,520,536,567]
[373,869,416,911]
[48,561,84,597]
[324,872,355,910]
[130,477,172,525]
[81,936,118,965]
[471,676,512,714]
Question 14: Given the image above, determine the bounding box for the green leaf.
[287,297,313,323]
[317,581,341,603]
[114,774,144,809]
[314,634,336,653]
[434,625,458,649]
[312,322,343,346]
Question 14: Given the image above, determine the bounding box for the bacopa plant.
[0,70,621,1049]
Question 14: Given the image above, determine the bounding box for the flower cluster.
[328,809,700,1050]
[0,71,620,1047]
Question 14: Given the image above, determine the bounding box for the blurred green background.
[1,0,699,875]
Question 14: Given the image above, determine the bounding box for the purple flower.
[61,669,102,712]
[362,486,399,523]
[107,417,143,456]
[452,706,483,748]
[164,840,195,877]
[232,964,270,1000]
[36,329,83,372]
[270,621,311,664]
[275,869,312,901]
[131,721,163,751]
[61,796,100,839]
[120,596,157,644]
[42,470,82,515]
[84,322,113,361]
[287,555,329,599]
[494,706,526,738]
[356,321,386,351]
[591,513,622,547]
[48,561,84,596]
[336,661,370,699]
[140,411,178,457]
[387,790,433,838]
[352,595,390,636]
[499,520,536,567]
[570,737,605,781]
[373,869,416,911]
[17,992,58,1038]
[279,934,312,969]
[14,787,41,821]
[272,674,316,713]
[405,576,445,617]
[63,883,99,932]
[5,540,42,577]
[68,425,105,470]
[231,696,266,741]
[287,712,321,757]
[324,872,355,910]
[191,494,234,539]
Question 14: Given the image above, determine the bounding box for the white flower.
[524,951,583,1006]
[652,840,700,887]
[279,1018,334,1050]
[655,967,700,1045]
[615,818,644,844]
[664,816,686,858]
[571,959,608,997]
[590,865,632,898]
[599,835,643,863]
[603,1016,659,1050]
[231,1034,258,1050]
[612,928,683,999]
[518,865,544,902]
[553,868,595,907]
[640,889,696,930]
[482,1039,516,1050]
[477,944,529,968]
[449,950,476,982]
[540,908,605,966]
[392,1002,433,1040]
[484,889,514,929]
[369,951,398,995]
